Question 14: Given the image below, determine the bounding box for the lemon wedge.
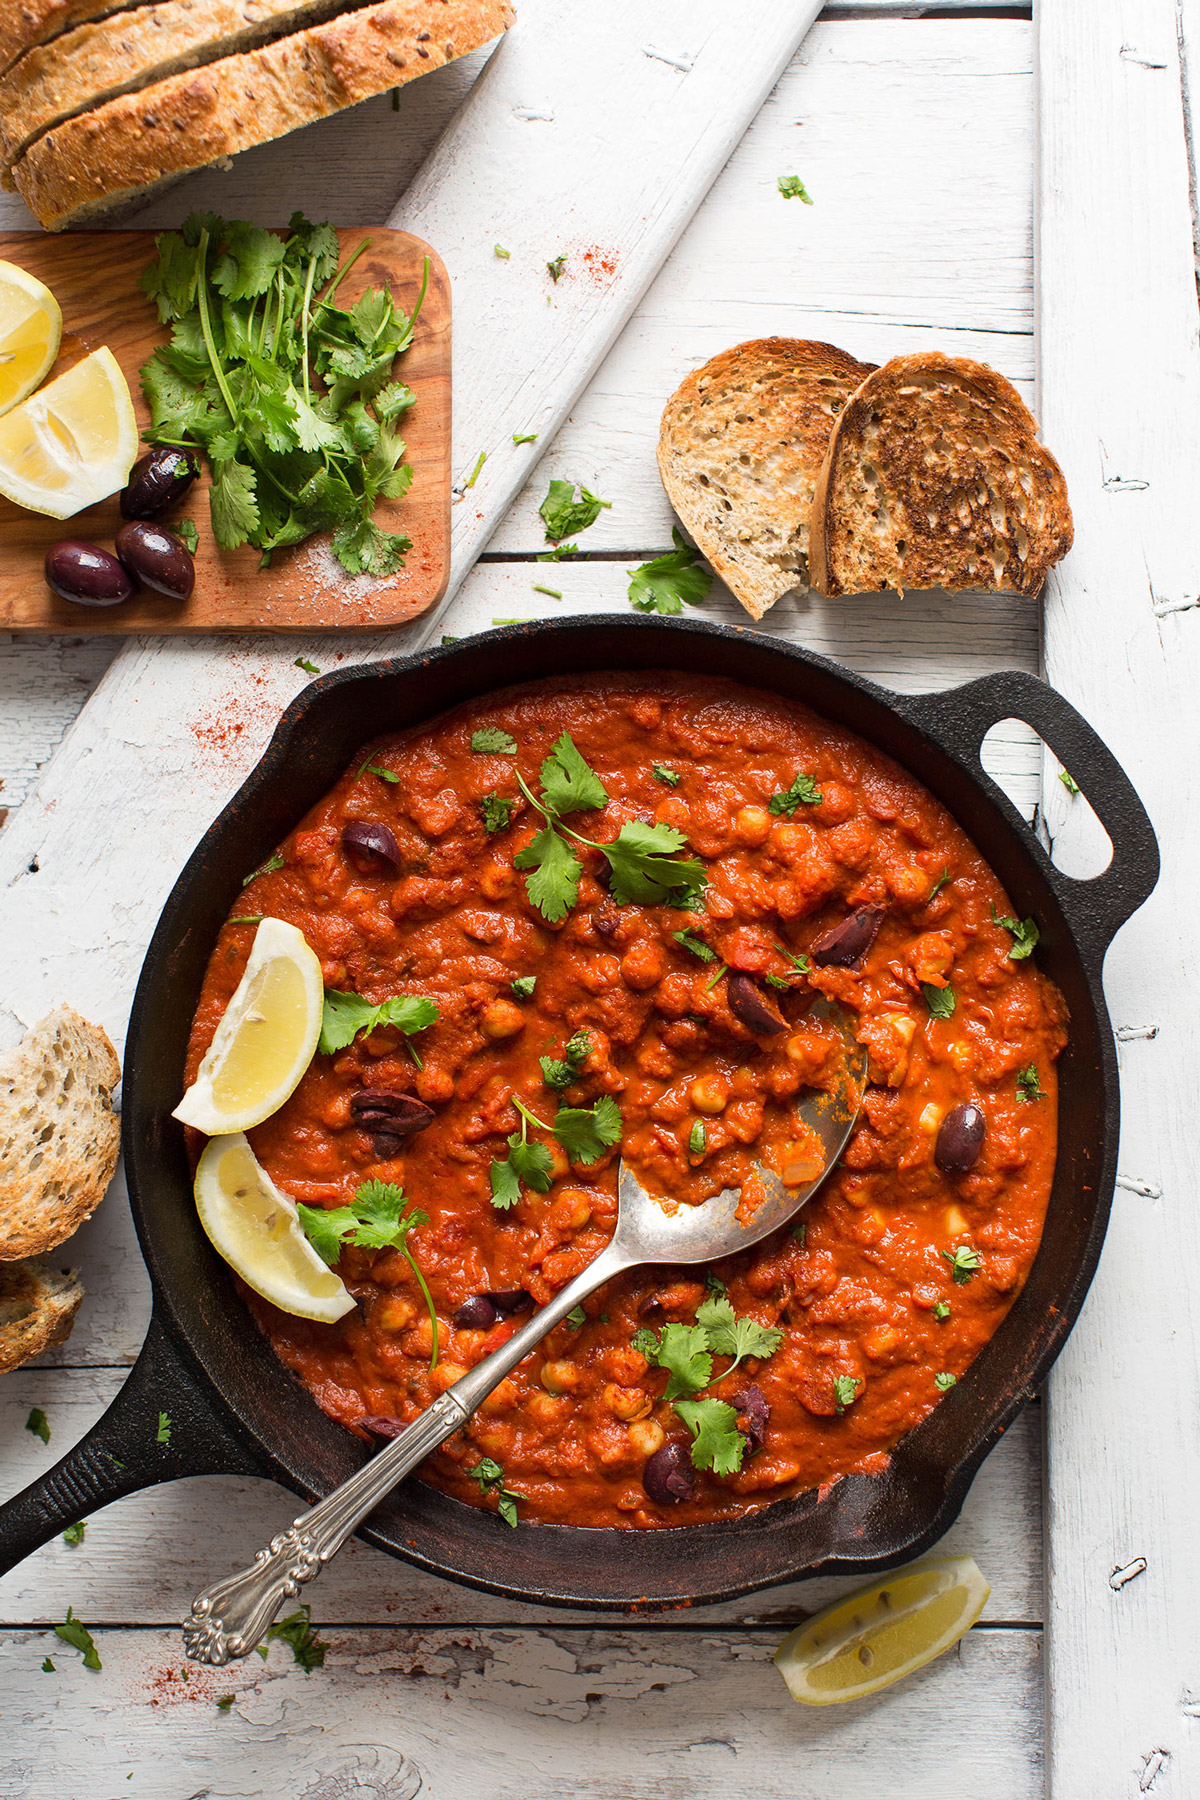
[774,1555,990,1705]
[0,260,62,418]
[0,345,136,518]
[174,916,323,1135]
[194,1134,354,1322]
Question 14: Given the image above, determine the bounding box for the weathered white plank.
[0,636,116,820]
[0,1366,1043,1627]
[0,1622,1042,1799]
[1037,2,1200,1795]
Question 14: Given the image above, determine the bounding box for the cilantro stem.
[513,1095,552,1133]
[400,1245,439,1370]
[195,230,240,427]
[316,236,372,312]
[300,252,320,408]
[406,256,431,340]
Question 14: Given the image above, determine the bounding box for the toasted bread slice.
[809,353,1073,598]
[13,0,514,229]
[0,1006,120,1262]
[0,0,365,171]
[0,1256,83,1372]
[0,3,154,77]
[657,339,877,620]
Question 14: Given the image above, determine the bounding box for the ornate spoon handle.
[184,1241,631,1665]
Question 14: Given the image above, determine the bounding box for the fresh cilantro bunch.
[297,1180,440,1368]
[633,1292,784,1474]
[490,1093,622,1208]
[318,990,438,1058]
[628,528,712,614]
[514,731,707,923]
[138,212,424,576]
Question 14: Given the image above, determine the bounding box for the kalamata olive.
[453,1295,499,1330]
[727,973,788,1035]
[360,1415,405,1439]
[350,1090,434,1137]
[730,1384,771,1452]
[114,520,195,600]
[485,1288,534,1317]
[935,1102,986,1175]
[810,904,886,968]
[44,539,134,607]
[342,821,404,868]
[642,1440,695,1504]
[120,446,200,519]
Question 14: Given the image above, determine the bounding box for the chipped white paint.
[1038,0,1200,1794]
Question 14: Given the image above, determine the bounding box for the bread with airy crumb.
[657,338,877,620]
[809,352,1073,598]
[0,1257,83,1372]
[0,0,363,171]
[0,1006,120,1262]
[13,0,514,229]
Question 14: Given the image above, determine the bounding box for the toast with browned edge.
[809,352,1073,598]
[0,1257,83,1372]
[657,338,877,620]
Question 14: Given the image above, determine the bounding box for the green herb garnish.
[55,1608,101,1671]
[62,1522,86,1547]
[216,1694,235,1710]
[176,519,200,554]
[627,527,711,614]
[298,1181,439,1368]
[778,175,813,202]
[539,480,610,542]
[791,1220,807,1247]
[471,727,517,754]
[294,656,319,675]
[922,982,956,1019]
[832,1374,861,1414]
[992,905,1040,960]
[546,256,567,282]
[318,990,438,1057]
[674,1398,745,1475]
[462,450,486,490]
[537,541,579,562]
[942,1245,982,1284]
[513,431,538,444]
[673,929,715,963]
[540,1030,591,1090]
[1059,769,1080,795]
[356,757,399,782]
[229,915,263,925]
[41,1658,55,1673]
[242,852,284,887]
[1017,1064,1047,1102]
[156,1413,171,1445]
[565,1305,586,1330]
[773,940,811,976]
[511,975,537,999]
[552,1095,623,1165]
[933,1300,951,1321]
[934,1372,958,1392]
[928,867,952,901]
[481,792,513,834]
[652,765,681,787]
[25,1407,49,1445]
[494,244,511,259]
[533,583,562,599]
[256,1604,325,1671]
[769,771,823,815]
[689,1120,707,1156]
[469,1457,521,1526]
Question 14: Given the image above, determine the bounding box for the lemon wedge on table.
[174,917,323,1135]
[0,345,136,518]
[774,1555,990,1705]
[194,1134,354,1323]
[0,260,61,417]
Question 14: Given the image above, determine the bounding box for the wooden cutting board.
[0,228,450,634]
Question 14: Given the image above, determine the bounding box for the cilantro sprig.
[298,1180,440,1367]
[922,982,956,1019]
[319,990,438,1058]
[539,479,610,542]
[540,1030,591,1090]
[943,1244,982,1284]
[55,1608,101,1671]
[469,1457,522,1526]
[491,1090,622,1208]
[633,1294,783,1473]
[628,528,712,614]
[769,770,823,815]
[992,905,1040,960]
[138,212,425,577]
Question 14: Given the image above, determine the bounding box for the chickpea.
[605,1346,648,1384]
[401,1316,435,1359]
[527,1389,570,1425]
[604,1382,653,1422]
[416,1064,455,1104]
[540,1358,583,1395]
[320,1093,354,1131]
[889,863,931,904]
[478,861,515,901]
[918,1102,943,1134]
[947,1040,975,1074]
[480,998,526,1040]
[620,940,666,991]
[550,1189,593,1232]
[943,1204,970,1237]
[732,804,773,847]
[373,1293,415,1333]
[430,1361,469,1393]
[689,1074,730,1116]
[627,1419,666,1458]
[478,1378,520,1417]
[863,1327,903,1365]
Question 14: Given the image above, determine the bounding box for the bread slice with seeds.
[809,352,1073,598]
[0,2,154,77]
[657,338,877,621]
[0,1256,83,1372]
[0,1006,120,1262]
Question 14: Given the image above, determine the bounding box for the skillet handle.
[900,670,1159,963]
[0,1310,271,1577]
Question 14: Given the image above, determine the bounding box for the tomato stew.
[184,673,1066,1530]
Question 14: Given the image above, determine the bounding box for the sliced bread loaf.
[0,0,364,171]
[0,1006,120,1262]
[809,352,1073,598]
[1,3,155,76]
[0,1256,83,1372]
[13,0,514,229]
[657,338,877,620]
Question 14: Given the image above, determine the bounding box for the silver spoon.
[183,997,866,1665]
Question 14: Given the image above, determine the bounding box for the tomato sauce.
[184,673,1066,1529]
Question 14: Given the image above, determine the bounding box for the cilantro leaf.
[481,792,513,834]
[156,1412,171,1444]
[489,1155,522,1211]
[992,906,1040,960]
[627,529,712,614]
[600,820,707,908]
[546,255,567,282]
[933,1300,951,1320]
[538,732,608,815]
[511,975,537,999]
[540,1030,591,1090]
[176,519,200,555]
[652,765,681,786]
[769,771,823,815]
[471,727,517,754]
[942,1245,982,1284]
[63,1522,86,1547]
[258,1605,325,1671]
[935,1371,958,1392]
[55,1608,101,1671]
[514,821,583,923]
[25,1407,49,1445]
[778,175,814,202]
[209,457,259,550]
[539,479,611,542]
[675,1397,745,1475]
[469,1457,521,1526]
[695,1294,783,1369]
[1017,1064,1047,1102]
[1059,769,1081,796]
[673,928,715,963]
[552,1094,622,1165]
[566,1305,586,1329]
[242,851,284,886]
[922,982,956,1019]
[832,1374,861,1414]
[42,1658,55,1673]
[639,1322,713,1399]
[295,655,319,675]
[688,1120,707,1156]
[538,542,579,562]
[298,1182,438,1365]
[490,1134,555,1209]
[318,990,439,1056]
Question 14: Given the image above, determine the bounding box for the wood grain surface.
[0,228,450,634]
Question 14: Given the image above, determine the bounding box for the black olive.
[810,904,886,968]
[642,1440,695,1504]
[115,520,195,600]
[730,1383,771,1452]
[350,1091,434,1137]
[44,540,134,607]
[935,1102,986,1175]
[359,1415,405,1439]
[342,821,404,868]
[120,446,200,520]
[453,1295,499,1330]
[485,1289,534,1317]
[727,973,788,1035]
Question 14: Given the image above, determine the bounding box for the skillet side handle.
[900,671,1160,963]
[0,1310,272,1577]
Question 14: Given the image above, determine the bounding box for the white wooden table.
[0,4,1191,1794]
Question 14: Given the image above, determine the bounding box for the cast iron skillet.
[0,617,1159,1608]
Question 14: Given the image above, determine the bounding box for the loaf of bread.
[0,0,362,171]
[12,0,514,229]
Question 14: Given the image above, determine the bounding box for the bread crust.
[0,1256,83,1372]
[0,1005,120,1261]
[809,352,1074,598]
[657,338,876,621]
[0,0,363,168]
[13,0,515,229]
[0,2,157,76]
